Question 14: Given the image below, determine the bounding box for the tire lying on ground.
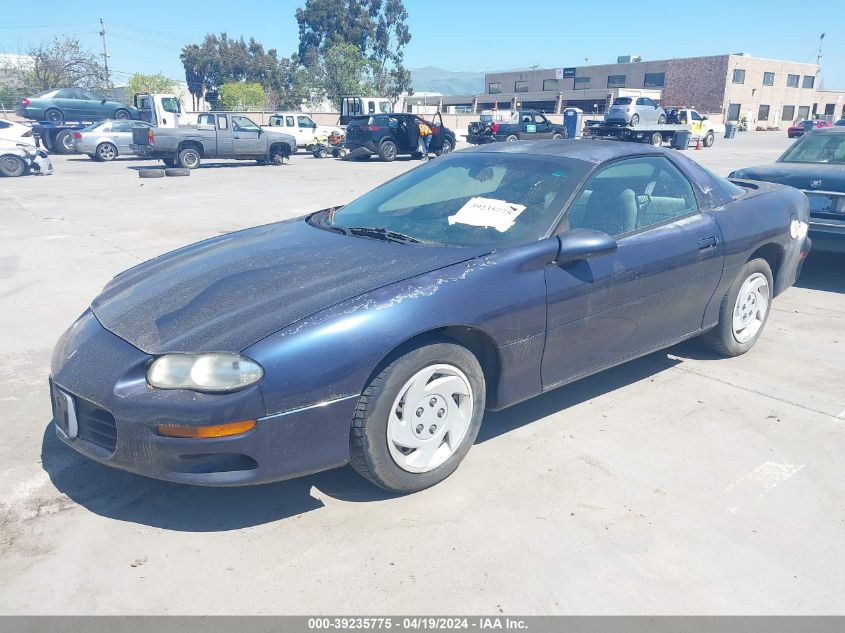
[138,169,165,178]
[164,167,190,177]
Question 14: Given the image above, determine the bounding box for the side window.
[217,114,228,129]
[79,90,99,100]
[691,111,702,121]
[535,114,549,125]
[111,121,131,132]
[368,100,376,114]
[566,157,698,237]
[161,97,180,113]
[297,115,315,128]
[197,114,213,126]
[522,113,533,123]
[232,115,259,132]
[636,98,645,106]
[0,121,9,129]
[286,116,295,127]
[100,125,111,133]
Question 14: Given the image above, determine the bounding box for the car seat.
[575,185,638,236]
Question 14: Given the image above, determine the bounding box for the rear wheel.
[114,109,130,120]
[45,108,63,123]
[505,134,519,142]
[650,132,662,146]
[378,139,398,162]
[350,342,486,493]
[96,142,117,161]
[0,155,27,177]
[630,114,640,126]
[657,114,666,125]
[55,130,75,154]
[552,132,564,140]
[702,258,773,357]
[178,147,201,169]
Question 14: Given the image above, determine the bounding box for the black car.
[467,110,567,144]
[731,127,845,253]
[344,113,455,161]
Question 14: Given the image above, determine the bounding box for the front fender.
[244,239,557,417]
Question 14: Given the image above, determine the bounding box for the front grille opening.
[175,453,257,474]
[74,398,117,452]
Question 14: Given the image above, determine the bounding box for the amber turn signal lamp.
[156,419,256,438]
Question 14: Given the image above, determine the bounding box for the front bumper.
[31,150,53,175]
[50,310,356,485]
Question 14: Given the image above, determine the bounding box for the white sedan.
[0,118,35,146]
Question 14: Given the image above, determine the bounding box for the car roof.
[464,139,668,164]
[803,127,845,134]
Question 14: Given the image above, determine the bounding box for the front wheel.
[701,259,773,357]
[114,109,130,120]
[0,154,27,177]
[45,108,63,123]
[178,147,201,169]
[436,138,454,155]
[349,341,486,493]
[703,131,715,147]
[552,133,564,140]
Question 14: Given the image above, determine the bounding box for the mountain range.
[410,66,487,96]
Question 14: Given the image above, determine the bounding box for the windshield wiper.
[344,226,422,244]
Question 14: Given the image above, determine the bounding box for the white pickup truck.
[263,113,343,149]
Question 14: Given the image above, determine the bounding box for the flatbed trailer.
[585,122,701,148]
[31,121,93,154]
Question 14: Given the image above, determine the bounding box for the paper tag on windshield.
[448,197,526,233]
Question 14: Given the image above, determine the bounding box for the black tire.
[349,341,486,493]
[178,147,201,169]
[331,148,341,158]
[96,142,117,161]
[114,109,130,120]
[55,130,75,154]
[138,168,165,178]
[650,132,663,146]
[378,139,398,162]
[505,134,519,142]
[630,114,640,126]
[703,131,715,147]
[552,133,564,140]
[162,157,176,167]
[701,258,774,357]
[657,114,666,125]
[437,138,454,155]
[0,154,27,177]
[165,167,190,177]
[45,108,63,123]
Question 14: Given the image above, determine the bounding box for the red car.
[788,119,832,138]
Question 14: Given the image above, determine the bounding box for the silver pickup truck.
[131,112,296,169]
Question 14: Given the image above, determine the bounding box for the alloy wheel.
[732,272,769,344]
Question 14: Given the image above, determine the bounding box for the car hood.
[91,217,489,355]
[733,162,845,191]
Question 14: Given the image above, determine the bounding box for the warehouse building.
[428,53,845,126]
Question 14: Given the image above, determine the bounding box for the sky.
[1,0,841,89]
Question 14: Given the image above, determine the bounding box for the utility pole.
[99,18,111,96]
[817,33,825,76]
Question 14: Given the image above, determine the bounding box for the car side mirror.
[101,98,107,104]
[555,229,617,263]
[702,115,708,120]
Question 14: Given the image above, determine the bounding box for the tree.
[180,44,207,109]
[3,36,107,96]
[218,82,266,111]
[125,73,175,98]
[295,0,412,100]
[322,43,372,105]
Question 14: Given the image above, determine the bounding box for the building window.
[542,79,559,91]
[787,74,800,88]
[732,69,745,84]
[803,75,815,89]
[825,103,836,116]
[514,81,528,93]
[797,105,810,120]
[727,103,742,121]
[488,82,501,94]
[574,77,590,89]
[607,74,626,88]
[781,105,795,121]
[643,72,665,88]
[758,105,770,121]
[763,72,774,86]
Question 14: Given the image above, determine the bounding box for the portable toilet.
[563,107,584,139]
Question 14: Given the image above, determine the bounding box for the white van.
[264,113,343,149]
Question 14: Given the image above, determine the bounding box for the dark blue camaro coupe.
[50,141,811,493]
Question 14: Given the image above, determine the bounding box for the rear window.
[347,117,373,128]
[613,97,632,105]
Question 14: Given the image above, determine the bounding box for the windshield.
[312,153,591,247]
[780,133,845,163]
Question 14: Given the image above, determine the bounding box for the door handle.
[698,236,717,250]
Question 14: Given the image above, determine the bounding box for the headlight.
[728,170,737,178]
[146,353,263,393]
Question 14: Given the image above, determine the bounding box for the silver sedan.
[73,120,153,161]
